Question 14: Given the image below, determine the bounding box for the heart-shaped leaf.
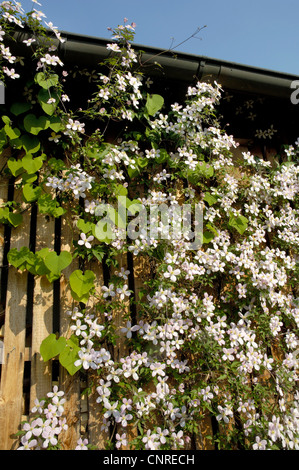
[40,334,67,362]
[21,135,40,154]
[37,89,60,116]
[7,211,23,227]
[202,230,215,244]
[23,183,42,203]
[77,219,95,234]
[48,116,64,133]
[23,114,50,135]
[204,192,217,206]
[44,251,72,275]
[22,173,38,184]
[22,154,45,174]
[59,336,81,376]
[7,246,32,270]
[0,207,9,222]
[228,214,248,235]
[10,102,32,116]
[38,193,66,218]
[7,158,24,176]
[31,254,50,276]
[4,124,21,140]
[69,269,95,303]
[145,93,164,116]
[35,72,59,90]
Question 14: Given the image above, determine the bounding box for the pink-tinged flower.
[17,436,37,450]
[78,232,94,249]
[47,385,64,400]
[31,398,45,414]
[106,43,121,53]
[156,427,169,444]
[3,67,20,79]
[75,438,89,450]
[23,38,36,46]
[150,362,166,377]
[116,432,127,448]
[252,436,267,450]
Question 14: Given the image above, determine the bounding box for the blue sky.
[20,0,299,76]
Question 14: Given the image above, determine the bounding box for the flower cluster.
[46,164,94,199]
[1,1,299,452]
[17,386,89,450]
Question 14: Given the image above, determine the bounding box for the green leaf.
[47,157,65,172]
[91,247,105,262]
[22,173,38,184]
[7,158,24,176]
[87,143,113,161]
[7,211,23,227]
[186,162,214,184]
[204,192,217,206]
[137,157,148,168]
[22,183,42,203]
[69,269,95,304]
[38,193,66,218]
[59,336,81,376]
[145,93,164,116]
[114,184,128,197]
[23,114,50,135]
[0,127,7,150]
[127,166,140,179]
[40,334,67,362]
[35,72,59,90]
[202,230,215,244]
[4,124,21,140]
[22,154,45,174]
[7,247,32,270]
[37,89,59,116]
[31,253,50,276]
[228,214,248,235]
[20,135,40,154]
[44,251,73,276]
[156,148,168,164]
[0,207,9,223]
[2,116,11,125]
[77,219,95,234]
[48,116,64,133]
[10,102,32,116]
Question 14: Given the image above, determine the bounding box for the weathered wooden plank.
[85,257,106,449]
[59,211,81,450]
[0,152,10,337]
[0,190,31,450]
[29,209,55,410]
[0,155,8,388]
[112,253,130,362]
[196,413,215,450]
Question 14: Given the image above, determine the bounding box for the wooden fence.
[0,141,277,450]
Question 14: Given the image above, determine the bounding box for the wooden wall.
[0,140,277,450]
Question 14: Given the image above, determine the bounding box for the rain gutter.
[10,29,299,99]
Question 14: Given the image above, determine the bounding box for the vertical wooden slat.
[196,413,215,450]
[29,210,55,409]
[0,154,8,329]
[112,253,130,362]
[0,188,31,449]
[0,154,8,372]
[86,258,106,449]
[59,212,81,450]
